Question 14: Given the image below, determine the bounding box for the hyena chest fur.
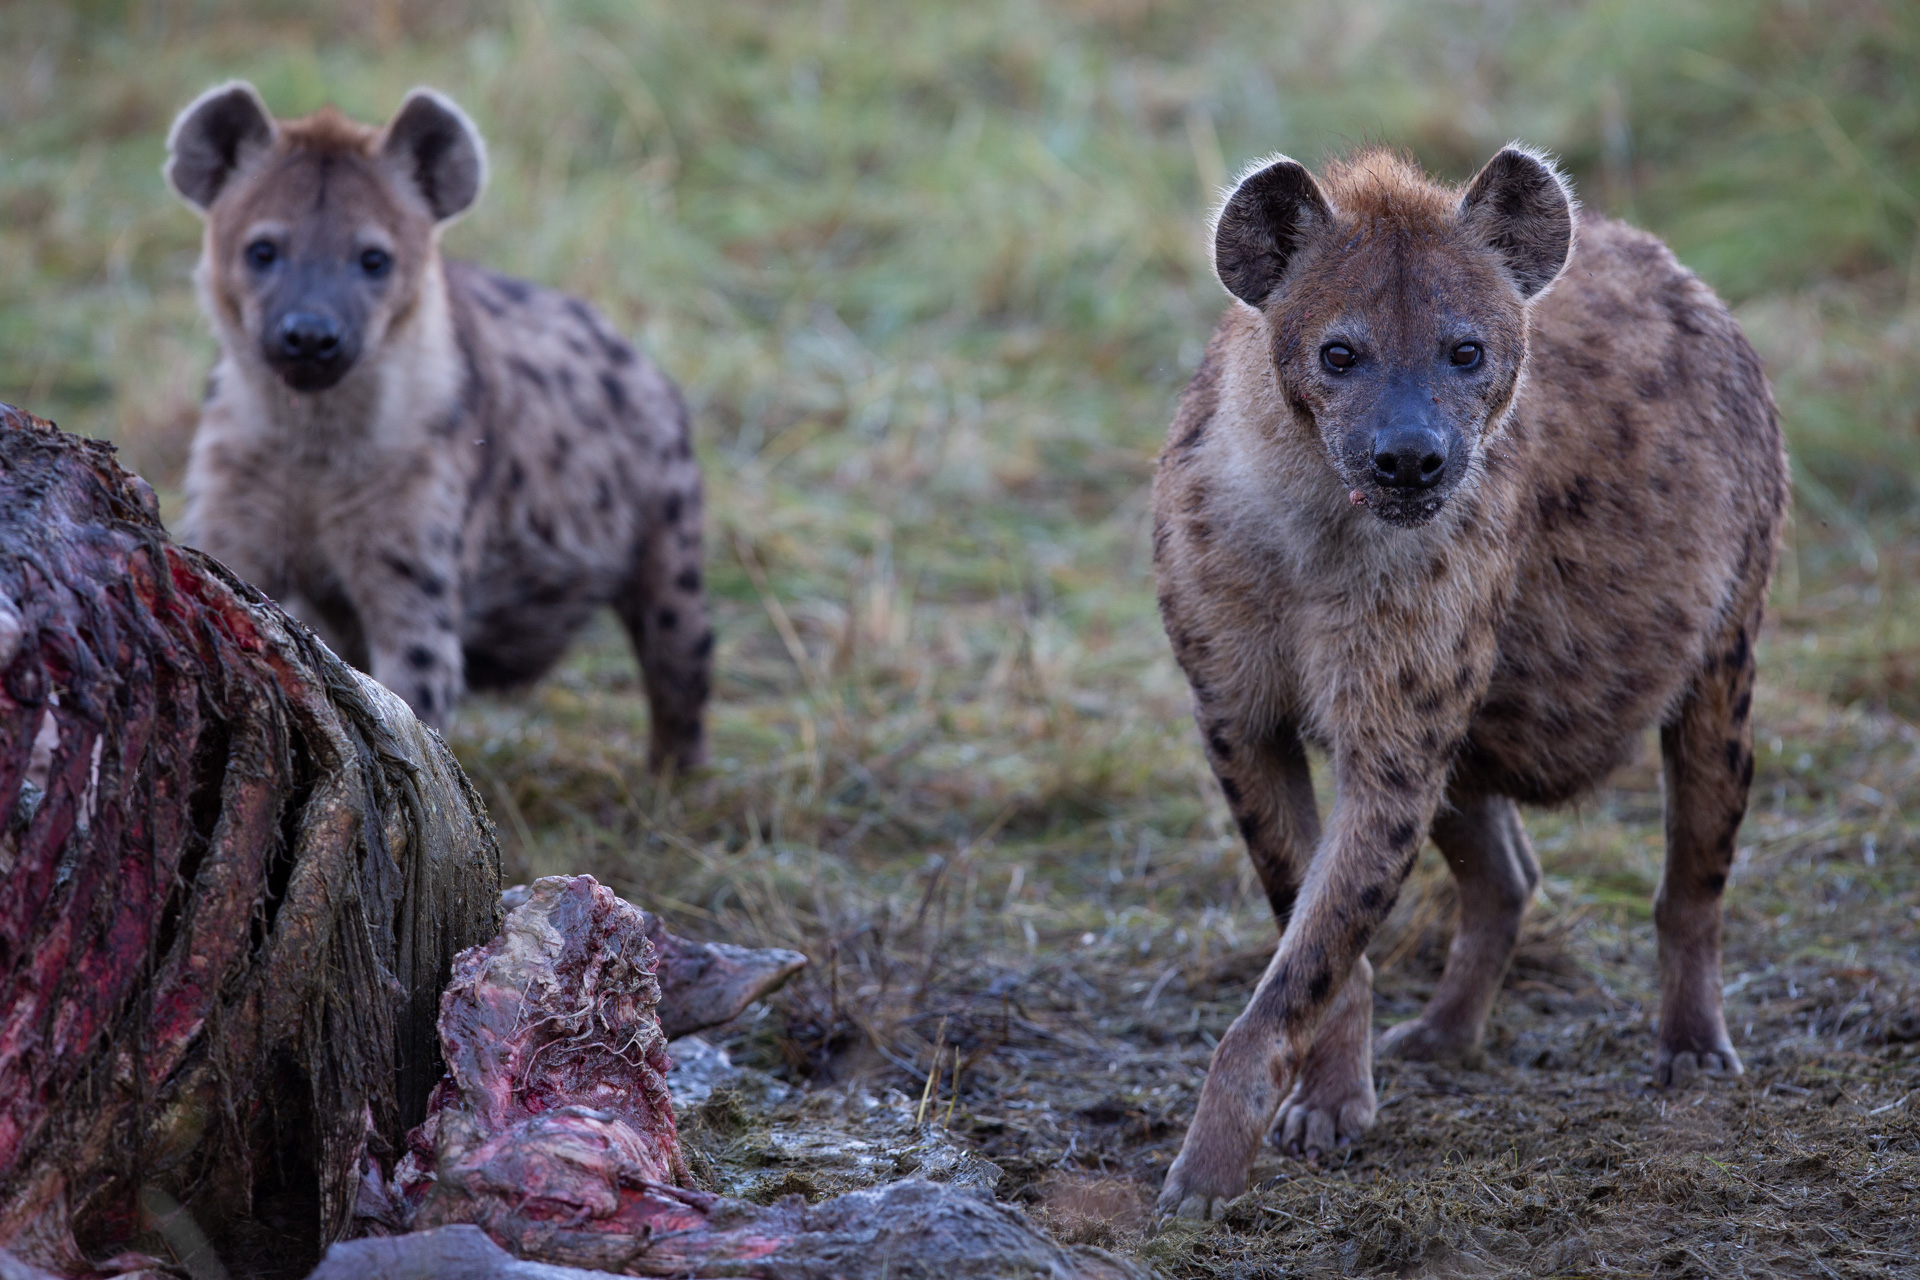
[1159,377,1522,756]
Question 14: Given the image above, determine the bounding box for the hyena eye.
[1321,344,1356,372]
[245,240,278,270]
[1450,342,1483,368]
[359,248,393,279]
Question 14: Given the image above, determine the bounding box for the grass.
[3,0,1919,1275]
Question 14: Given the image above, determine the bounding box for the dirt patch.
[671,697,1920,1278]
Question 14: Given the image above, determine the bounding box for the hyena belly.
[449,264,711,741]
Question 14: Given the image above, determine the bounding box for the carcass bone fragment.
[355,876,1144,1279]
[499,880,807,1037]
[389,876,697,1269]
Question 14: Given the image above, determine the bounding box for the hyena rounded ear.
[1459,146,1576,300]
[165,81,276,211]
[1213,156,1334,308]
[381,89,489,223]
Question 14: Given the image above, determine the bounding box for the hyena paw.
[1271,1070,1376,1160]
[1155,1148,1248,1222]
[1376,1014,1484,1068]
[1654,1040,1743,1087]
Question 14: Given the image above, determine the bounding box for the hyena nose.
[1370,426,1448,490]
[277,312,342,363]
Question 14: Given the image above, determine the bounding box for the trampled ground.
[4,1,1918,1275]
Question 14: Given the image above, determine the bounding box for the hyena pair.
[1152,148,1787,1215]
[165,83,709,771]
[169,85,1788,1214]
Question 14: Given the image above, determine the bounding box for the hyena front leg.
[1378,791,1539,1066]
[1159,750,1444,1219]
[617,475,712,775]
[1653,605,1761,1084]
[329,521,465,731]
[1202,718,1320,922]
[1200,720,1374,1158]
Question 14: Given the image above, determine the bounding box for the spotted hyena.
[165,82,709,769]
[1152,147,1787,1217]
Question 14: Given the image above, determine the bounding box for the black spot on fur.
[1207,731,1233,760]
[406,645,436,670]
[1236,811,1261,843]
[1387,820,1419,848]
[1307,969,1332,1003]
[694,630,715,658]
[664,493,685,523]
[676,569,701,593]
[507,459,526,491]
[601,371,630,417]
[1703,872,1727,894]
[1218,776,1243,804]
[508,357,548,391]
[1723,739,1742,773]
[380,552,421,582]
[379,553,445,598]
[1726,627,1751,672]
[657,608,678,630]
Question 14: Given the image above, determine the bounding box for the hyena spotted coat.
[1152,147,1787,1218]
[166,82,710,769]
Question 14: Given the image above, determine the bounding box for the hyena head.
[1214,147,1574,527]
[166,82,486,393]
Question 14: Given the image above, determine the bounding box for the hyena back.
[1153,147,1787,1217]
[166,83,709,769]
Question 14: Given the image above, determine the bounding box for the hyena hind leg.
[1652,608,1762,1085]
[1377,792,1539,1067]
[616,491,713,776]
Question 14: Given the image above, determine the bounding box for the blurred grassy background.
[3,2,1918,1272]
[3,0,1914,905]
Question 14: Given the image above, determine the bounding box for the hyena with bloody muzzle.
[1152,147,1787,1218]
[166,82,710,770]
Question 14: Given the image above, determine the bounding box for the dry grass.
[3,1,1919,1275]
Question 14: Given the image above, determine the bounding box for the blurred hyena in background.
[165,82,711,770]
